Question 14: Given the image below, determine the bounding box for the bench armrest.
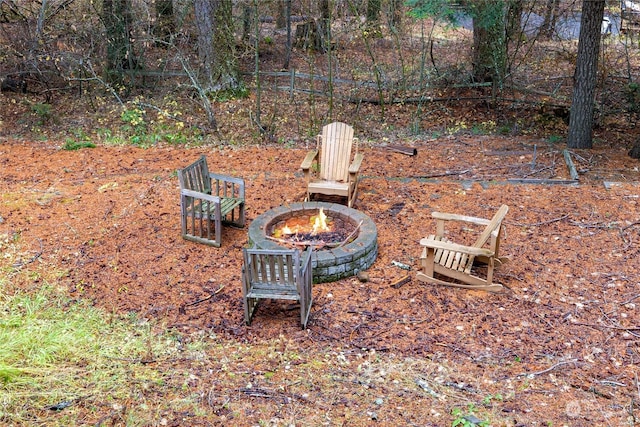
[181,188,221,204]
[301,150,319,170]
[420,237,493,257]
[349,152,364,174]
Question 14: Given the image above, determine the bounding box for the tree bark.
[567,0,605,149]
[194,0,239,92]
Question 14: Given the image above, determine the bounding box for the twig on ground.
[12,238,43,268]
[620,294,640,306]
[508,214,569,227]
[517,359,580,377]
[184,285,225,307]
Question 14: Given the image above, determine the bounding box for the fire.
[274,208,330,238]
[312,208,329,235]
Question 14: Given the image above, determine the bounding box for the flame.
[312,208,329,235]
[281,225,293,235]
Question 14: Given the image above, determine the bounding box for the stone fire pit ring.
[248,202,378,283]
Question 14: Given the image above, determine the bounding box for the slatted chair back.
[242,247,313,329]
[178,155,211,195]
[318,122,355,183]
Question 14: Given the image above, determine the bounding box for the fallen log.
[390,275,411,289]
[385,145,418,156]
[563,149,580,181]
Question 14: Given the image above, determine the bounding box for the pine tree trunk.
[567,0,605,149]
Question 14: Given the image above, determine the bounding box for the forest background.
[1,0,640,152]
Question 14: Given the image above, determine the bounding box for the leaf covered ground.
[1,131,639,426]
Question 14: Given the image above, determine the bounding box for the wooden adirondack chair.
[416,205,510,292]
[301,122,363,208]
[178,156,245,247]
[242,247,313,329]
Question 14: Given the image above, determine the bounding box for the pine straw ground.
[1,132,639,426]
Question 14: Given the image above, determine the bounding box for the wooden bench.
[242,247,313,329]
[178,155,245,247]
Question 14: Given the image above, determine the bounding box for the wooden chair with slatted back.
[300,122,363,208]
[416,205,510,292]
[242,247,313,329]
[178,156,245,247]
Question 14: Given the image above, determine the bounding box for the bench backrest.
[178,155,210,194]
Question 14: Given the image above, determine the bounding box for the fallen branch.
[265,235,327,249]
[563,149,580,180]
[384,145,418,156]
[517,359,580,378]
[510,214,569,227]
[184,285,225,308]
[410,169,470,179]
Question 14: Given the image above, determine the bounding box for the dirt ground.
[1,133,640,425]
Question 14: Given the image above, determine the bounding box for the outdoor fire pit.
[248,202,377,283]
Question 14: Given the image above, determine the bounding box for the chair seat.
[178,156,246,247]
[186,197,244,219]
[246,282,301,301]
[242,247,313,329]
[307,180,350,197]
[301,122,362,208]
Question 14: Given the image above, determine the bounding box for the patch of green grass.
[62,140,96,150]
[0,285,186,425]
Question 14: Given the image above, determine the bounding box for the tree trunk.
[194,0,239,92]
[540,0,560,39]
[276,0,287,29]
[103,0,136,84]
[567,0,605,149]
[471,0,507,84]
[282,0,292,69]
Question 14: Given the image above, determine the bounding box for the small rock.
[357,271,369,282]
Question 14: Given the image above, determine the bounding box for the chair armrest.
[349,152,364,174]
[181,188,221,204]
[420,237,493,257]
[209,173,245,187]
[431,211,491,226]
[301,150,319,170]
